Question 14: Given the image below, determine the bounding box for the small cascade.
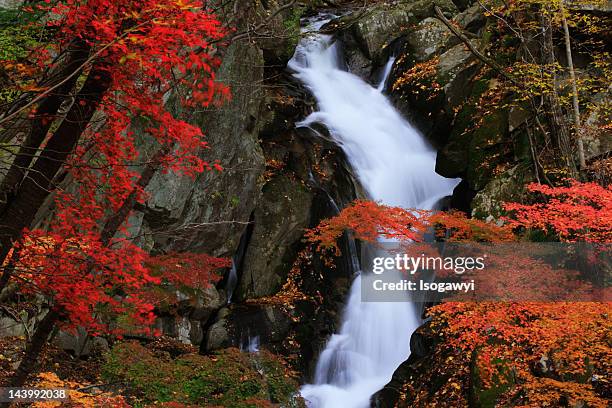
[377,57,396,92]
[226,260,238,303]
[247,336,260,353]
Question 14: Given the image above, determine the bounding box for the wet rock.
[235,174,313,300]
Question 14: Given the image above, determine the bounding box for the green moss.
[467,110,509,190]
[103,342,304,407]
[0,7,46,104]
[282,6,304,58]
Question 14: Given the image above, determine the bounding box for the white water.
[289,17,459,408]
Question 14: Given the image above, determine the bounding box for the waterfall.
[289,16,459,408]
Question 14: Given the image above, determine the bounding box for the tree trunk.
[0,41,90,215]
[540,10,577,174]
[0,150,166,394]
[100,147,168,246]
[1,309,59,391]
[0,63,111,267]
[560,2,586,169]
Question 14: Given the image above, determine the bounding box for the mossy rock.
[471,165,530,220]
[103,341,304,407]
[466,109,509,190]
[348,0,458,61]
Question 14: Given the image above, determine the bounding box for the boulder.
[188,286,226,321]
[438,43,480,108]
[0,316,27,338]
[54,328,109,357]
[349,0,458,61]
[406,17,458,62]
[352,6,416,60]
[204,307,232,350]
[0,308,45,339]
[454,4,486,33]
[471,165,530,219]
[235,174,313,300]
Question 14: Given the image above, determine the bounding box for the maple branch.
[0,19,154,129]
[100,147,168,246]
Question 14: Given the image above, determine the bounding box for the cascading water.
[289,16,459,408]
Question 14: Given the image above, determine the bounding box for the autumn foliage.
[305,180,610,407]
[1,0,230,335]
[504,180,612,242]
[305,200,515,252]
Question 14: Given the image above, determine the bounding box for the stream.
[288,15,459,408]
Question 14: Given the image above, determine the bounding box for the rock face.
[379,2,533,216]
[406,17,458,62]
[331,0,458,82]
[202,116,362,373]
[137,38,267,257]
[236,174,313,300]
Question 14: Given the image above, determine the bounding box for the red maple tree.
[504,180,612,242]
[0,0,230,388]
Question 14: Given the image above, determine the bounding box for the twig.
[434,6,520,87]
[0,19,154,128]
